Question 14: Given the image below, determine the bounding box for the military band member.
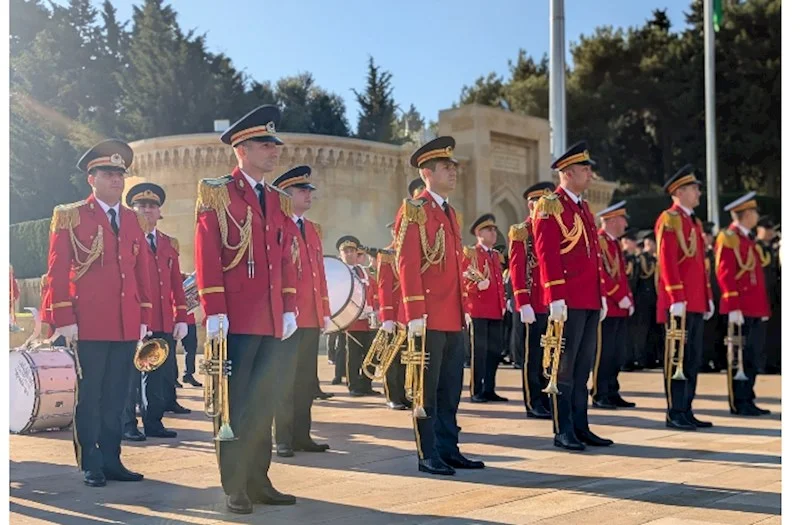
[396,136,484,474]
[272,166,333,457]
[194,105,299,513]
[655,164,714,431]
[620,229,640,371]
[716,193,771,416]
[533,141,612,450]
[592,202,636,409]
[463,214,507,403]
[701,222,725,372]
[47,139,150,486]
[508,182,555,419]
[181,287,202,386]
[756,217,780,374]
[630,231,660,369]
[336,235,380,396]
[122,182,189,440]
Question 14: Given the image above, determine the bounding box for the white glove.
[139,324,148,342]
[381,320,395,333]
[728,310,744,326]
[55,323,78,343]
[549,300,567,322]
[703,300,715,321]
[408,318,424,337]
[322,316,334,333]
[669,302,686,318]
[600,297,608,323]
[477,279,490,291]
[206,314,230,339]
[761,316,769,322]
[172,322,188,341]
[282,312,298,341]
[519,304,536,324]
[464,313,472,326]
[618,296,632,310]
[629,306,635,317]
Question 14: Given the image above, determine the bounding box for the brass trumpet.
[541,317,565,394]
[725,322,748,381]
[199,314,235,441]
[363,323,408,381]
[133,337,170,372]
[402,318,429,419]
[666,313,687,381]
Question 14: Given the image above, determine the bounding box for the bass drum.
[10,346,76,434]
[323,255,366,333]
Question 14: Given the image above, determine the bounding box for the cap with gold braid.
[523,181,556,201]
[126,182,166,207]
[596,200,629,221]
[272,165,315,191]
[550,140,596,171]
[77,139,133,173]
[410,136,458,169]
[724,191,758,214]
[663,164,703,194]
[470,213,497,236]
[220,105,284,147]
[336,235,361,252]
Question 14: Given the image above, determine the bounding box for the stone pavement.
[10,358,781,524]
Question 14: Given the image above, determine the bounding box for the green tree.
[352,56,399,143]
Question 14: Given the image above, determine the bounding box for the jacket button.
[121,273,125,279]
[161,296,164,299]
[121,292,125,297]
[160,281,163,286]
[118,255,122,260]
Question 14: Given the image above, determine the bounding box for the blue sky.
[56,0,693,129]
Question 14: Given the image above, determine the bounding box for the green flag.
[713,0,724,32]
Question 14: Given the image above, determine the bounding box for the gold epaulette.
[310,220,322,240]
[169,236,180,255]
[455,210,463,230]
[463,245,476,259]
[534,192,563,219]
[378,250,395,265]
[508,223,529,242]
[137,213,149,233]
[274,185,293,217]
[50,200,86,232]
[716,229,739,250]
[662,210,682,231]
[196,175,233,216]
[402,198,426,224]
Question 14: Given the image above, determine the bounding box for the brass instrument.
[367,310,380,330]
[541,317,565,394]
[402,317,429,419]
[133,337,170,372]
[182,272,199,312]
[200,314,235,441]
[363,328,390,380]
[666,313,687,381]
[725,322,748,381]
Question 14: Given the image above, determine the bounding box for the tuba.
[725,322,748,381]
[182,272,199,312]
[363,323,408,381]
[133,337,170,372]
[666,313,687,381]
[200,314,235,441]
[541,317,565,394]
[402,317,429,418]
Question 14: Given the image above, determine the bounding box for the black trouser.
[728,317,765,411]
[469,317,504,398]
[275,328,319,447]
[384,338,407,405]
[141,333,176,434]
[73,340,137,472]
[214,334,291,495]
[412,330,464,461]
[333,333,346,380]
[511,312,525,366]
[121,364,141,433]
[326,332,337,363]
[522,316,550,413]
[663,312,704,418]
[550,309,599,436]
[593,317,626,400]
[164,332,179,406]
[183,323,198,376]
[345,331,375,393]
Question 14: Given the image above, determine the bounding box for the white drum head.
[9,351,36,433]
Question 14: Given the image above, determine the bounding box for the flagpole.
[549,0,566,161]
[704,0,720,227]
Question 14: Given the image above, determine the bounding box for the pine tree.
[352,56,398,143]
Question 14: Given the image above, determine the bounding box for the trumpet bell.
[215,423,237,441]
[134,338,170,372]
[733,370,749,381]
[671,368,687,381]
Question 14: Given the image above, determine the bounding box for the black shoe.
[687,413,713,428]
[733,404,763,417]
[751,404,772,415]
[513,363,522,369]
[167,403,191,414]
[441,453,485,469]
[611,396,636,408]
[103,465,143,482]
[575,429,614,447]
[315,391,334,400]
[122,429,146,442]
[367,389,383,397]
[619,365,634,372]
[174,381,183,389]
[248,482,296,505]
[401,398,413,409]
[276,444,295,457]
[349,390,367,397]
[145,428,177,438]
[294,441,329,452]
[592,396,618,410]
[183,375,202,387]
[331,377,342,385]
[387,401,407,410]
[483,392,509,402]
[470,395,488,403]
[226,491,253,514]
[554,432,586,451]
[83,470,106,487]
[666,414,697,430]
[526,406,552,419]
[418,458,455,476]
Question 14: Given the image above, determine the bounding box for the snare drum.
[10,347,76,434]
[323,256,366,333]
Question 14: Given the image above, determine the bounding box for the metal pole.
[549,0,566,160]
[704,0,719,227]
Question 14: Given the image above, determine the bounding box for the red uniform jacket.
[532,187,603,311]
[508,217,547,314]
[655,204,712,323]
[143,230,188,333]
[395,190,467,332]
[288,217,331,329]
[47,194,152,341]
[194,168,298,337]
[347,264,378,332]
[377,248,406,325]
[598,229,633,318]
[715,226,770,318]
[462,244,504,320]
